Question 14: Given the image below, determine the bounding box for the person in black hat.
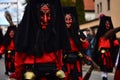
[0,25,17,75]
[92,16,119,80]
[10,0,71,80]
[62,6,89,80]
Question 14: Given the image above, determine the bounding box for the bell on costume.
[56,70,66,79]
[24,71,36,80]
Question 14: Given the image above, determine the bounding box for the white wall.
[85,12,96,21]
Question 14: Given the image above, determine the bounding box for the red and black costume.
[62,7,89,80]
[0,28,3,59]
[0,26,16,75]
[10,0,71,80]
[93,16,119,80]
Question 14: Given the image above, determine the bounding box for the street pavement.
[0,55,9,80]
[0,55,115,80]
[82,65,115,80]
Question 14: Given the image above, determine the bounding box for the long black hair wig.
[62,6,86,53]
[15,0,71,56]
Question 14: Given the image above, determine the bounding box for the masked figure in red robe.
[104,27,120,80]
[62,7,89,80]
[92,16,119,80]
[10,0,71,80]
[0,26,16,75]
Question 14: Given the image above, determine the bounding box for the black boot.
[5,71,9,76]
[103,77,108,80]
[0,55,2,59]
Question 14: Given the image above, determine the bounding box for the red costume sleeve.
[0,45,5,55]
[98,37,111,50]
[98,37,119,50]
[55,50,63,70]
[113,39,119,46]
[15,52,27,67]
[81,39,89,49]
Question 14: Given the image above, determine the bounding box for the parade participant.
[0,25,16,75]
[102,26,120,80]
[0,27,3,59]
[92,16,119,80]
[10,0,71,80]
[62,6,89,80]
[0,11,17,75]
[85,28,93,65]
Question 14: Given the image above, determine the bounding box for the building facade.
[81,0,120,38]
[84,0,95,21]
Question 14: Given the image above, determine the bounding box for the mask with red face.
[105,20,110,30]
[65,14,73,29]
[39,4,51,29]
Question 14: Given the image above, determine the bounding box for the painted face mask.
[39,4,51,29]
[9,30,15,39]
[105,20,110,30]
[65,14,73,29]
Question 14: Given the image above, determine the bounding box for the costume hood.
[15,0,71,56]
[62,6,86,53]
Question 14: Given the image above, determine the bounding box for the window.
[100,2,102,12]
[107,0,110,10]
[97,4,99,13]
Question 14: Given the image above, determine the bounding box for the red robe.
[10,50,63,80]
[64,38,89,80]
[0,40,15,73]
[98,37,119,72]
